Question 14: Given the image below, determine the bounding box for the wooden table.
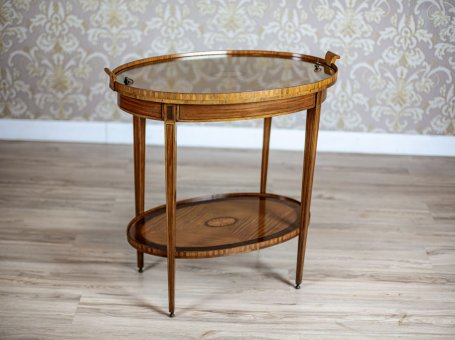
[105,50,340,317]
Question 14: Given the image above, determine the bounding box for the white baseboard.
[0,119,454,156]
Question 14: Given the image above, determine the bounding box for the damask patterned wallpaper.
[1,0,454,135]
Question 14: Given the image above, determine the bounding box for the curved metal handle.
[324,51,340,66]
[104,67,113,76]
[104,67,117,90]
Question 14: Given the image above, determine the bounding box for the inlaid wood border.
[116,91,326,122]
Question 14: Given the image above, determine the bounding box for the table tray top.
[105,50,339,105]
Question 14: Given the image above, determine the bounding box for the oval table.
[105,50,340,317]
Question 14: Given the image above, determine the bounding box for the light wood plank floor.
[0,141,454,339]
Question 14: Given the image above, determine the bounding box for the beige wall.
[1,0,454,135]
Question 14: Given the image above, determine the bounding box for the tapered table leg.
[164,106,177,317]
[260,117,272,194]
[295,92,322,289]
[133,116,146,273]
[258,117,272,237]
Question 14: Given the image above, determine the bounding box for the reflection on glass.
[118,55,333,93]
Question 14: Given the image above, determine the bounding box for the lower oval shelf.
[127,192,301,258]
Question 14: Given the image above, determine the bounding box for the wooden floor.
[0,140,454,339]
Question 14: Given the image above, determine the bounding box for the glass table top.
[118,55,334,94]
